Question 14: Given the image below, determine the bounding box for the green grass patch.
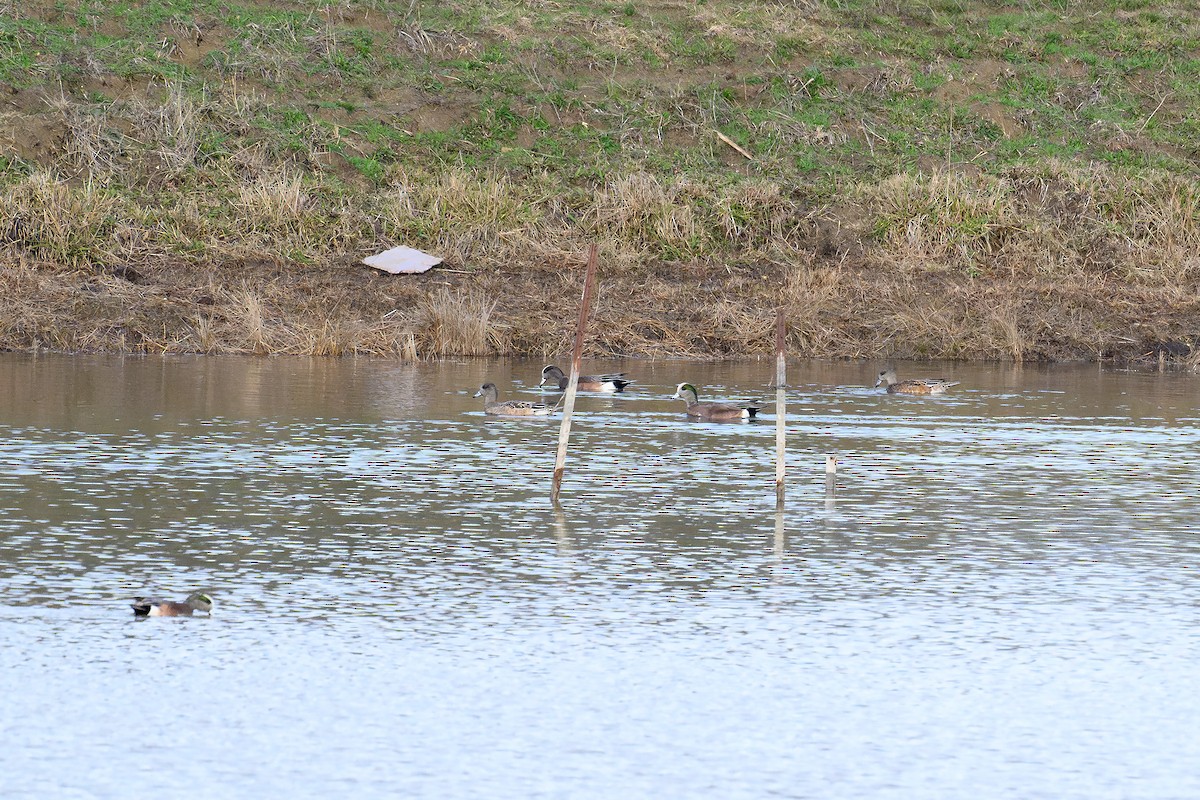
[0,0,1198,284]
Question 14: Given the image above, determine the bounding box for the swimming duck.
[539,365,632,393]
[673,382,761,420]
[874,368,960,395]
[474,382,556,416]
[131,592,213,617]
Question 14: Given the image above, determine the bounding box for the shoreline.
[1,253,1196,370]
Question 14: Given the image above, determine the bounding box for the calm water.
[1,354,1198,799]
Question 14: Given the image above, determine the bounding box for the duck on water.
[539,365,632,393]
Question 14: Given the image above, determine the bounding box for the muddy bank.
[2,248,1197,368]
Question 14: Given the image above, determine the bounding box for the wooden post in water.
[551,244,599,506]
[825,454,837,499]
[774,311,787,508]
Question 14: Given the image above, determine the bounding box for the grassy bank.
[1,0,1198,365]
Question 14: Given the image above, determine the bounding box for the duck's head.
[874,368,897,388]
[186,593,213,612]
[474,383,498,399]
[673,383,699,403]
[539,365,564,385]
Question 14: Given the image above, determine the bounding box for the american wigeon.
[874,367,960,395]
[131,592,213,617]
[539,365,632,393]
[474,382,556,416]
[673,382,761,420]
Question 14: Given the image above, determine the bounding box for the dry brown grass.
[235,173,311,236]
[594,172,701,256]
[3,137,1199,363]
[163,286,423,358]
[863,170,1020,264]
[190,315,219,353]
[694,2,833,50]
[780,260,851,356]
[0,172,122,267]
[229,286,272,354]
[855,162,1200,290]
[132,83,205,176]
[1183,346,1200,372]
[0,240,1195,366]
[398,171,546,262]
[414,289,500,356]
[1099,174,1200,284]
[986,298,1028,363]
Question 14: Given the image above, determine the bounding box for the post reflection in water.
[773,508,785,556]
[1,354,1199,800]
[552,507,571,554]
[824,453,838,512]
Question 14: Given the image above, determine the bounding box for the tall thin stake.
[775,310,787,508]
[551,244,599,506]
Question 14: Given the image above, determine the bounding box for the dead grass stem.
[1,172,121,267]
[415,289,499,357]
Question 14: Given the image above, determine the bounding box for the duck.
[673,382,761,420]
[131,592,213,617]
[874,367,960,395]
[539,365,631,393]
[474,382,556,416]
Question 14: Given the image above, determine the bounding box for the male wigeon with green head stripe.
[673,382,761,421]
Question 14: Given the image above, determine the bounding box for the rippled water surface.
[1,354,1198,799]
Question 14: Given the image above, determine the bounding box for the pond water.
[1,354,1198,799]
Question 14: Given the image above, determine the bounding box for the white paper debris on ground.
[363,245,443,274]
